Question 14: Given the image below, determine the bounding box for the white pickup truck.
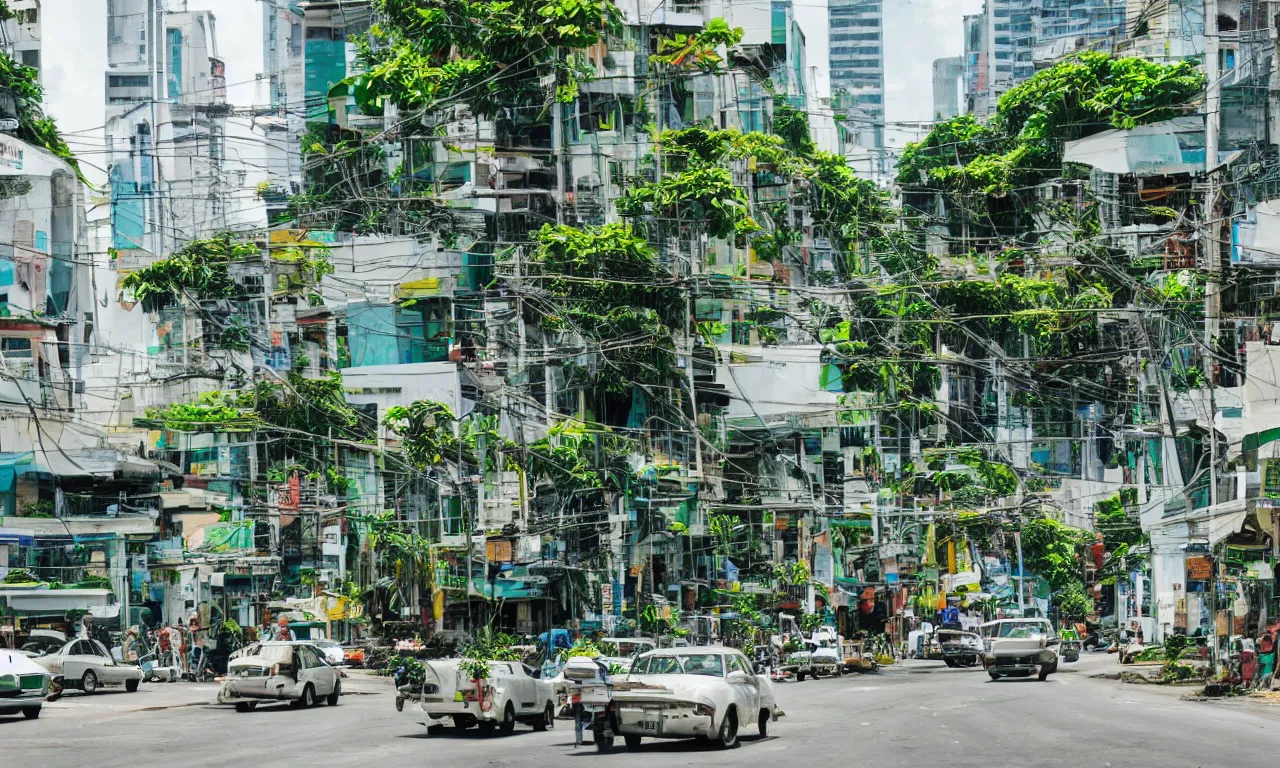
[980,618,1060,681]
[415,658,556,736]
[783,627,843,680]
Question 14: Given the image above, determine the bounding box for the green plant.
[651,18,744,72]
[19,500,52,518]
[2,568,40,584]
[121,233,258,312]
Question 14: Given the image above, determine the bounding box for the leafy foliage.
[651,17,744,72]
[0,48,82,181]
[383,400,515,471]
[527,419,634,492]
[145,390,260,432]
[121,233,259,312]
[898,53,1204,193]
[342,0,622,120]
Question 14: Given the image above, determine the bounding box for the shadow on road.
[565,734,773,756]
[398,722,547,740]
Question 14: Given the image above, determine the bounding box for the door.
[520,664,545,712]
[62,640,97,682]
[91,640,126,683]
[498,663,532,712]
[297,646,334,697]
[726,653,760,721]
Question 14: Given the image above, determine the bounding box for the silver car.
[218,641,341,712]
[35,638,143,693]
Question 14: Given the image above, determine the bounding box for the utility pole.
[1204,0,1221,508]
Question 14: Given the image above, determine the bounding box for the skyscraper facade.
[828,0,884,147]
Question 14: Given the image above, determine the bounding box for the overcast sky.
[42,0,264,190]
[38,0,981,182]
[884,0,984,143]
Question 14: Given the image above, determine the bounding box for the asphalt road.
[8,655,1280,767]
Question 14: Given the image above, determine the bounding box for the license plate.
[642,714,659,733]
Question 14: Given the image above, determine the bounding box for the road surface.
[6,655,1280,767]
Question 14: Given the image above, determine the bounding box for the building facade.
[828,0,883,147]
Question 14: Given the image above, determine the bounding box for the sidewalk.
[43,668,393,718]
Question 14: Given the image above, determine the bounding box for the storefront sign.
[1186,556,1212,581]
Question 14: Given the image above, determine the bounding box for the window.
[728,655,752,676]
[1,337,32,360]
[296,646,322,668]
[72,640,94,656]
[678,653,723,677]
[643,655,683,674]
[109,75,151,88]
[631,656,649,674]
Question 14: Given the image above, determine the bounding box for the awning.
[0,527,33,545]
[4,517,156,539]
[0,588,115,614]
[0,452,34,492]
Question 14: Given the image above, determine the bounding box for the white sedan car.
[612,648,778,750]
[0,649,52,719]
[34,638,142,693]
[218,641,342,712]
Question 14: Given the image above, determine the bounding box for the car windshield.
[242,644,294,664]
[676,653,724,677]
[19,637,62,657]
[997,622,1048,638]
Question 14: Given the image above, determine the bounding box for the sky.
[883,0,985,144]
[41,0,265,190]
[36,0,981,182]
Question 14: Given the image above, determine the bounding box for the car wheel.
[22,706,40,719]
[299,684,315,708]
[499,703,516,735]
[988,671,1001,681]
[1038,667,1051,681]
[593,728,614,752]
[126,679,140,693]
[478,720,497,736]
[81,670,99,695]
[396,696,405,712]
[452,715,472,730]
[327,684,340,706]
[834,665,843,677]
[758,709,770,738]
[944,658,956,668]
[624,734,642,750]
[533,703,554,732]
[235,702,257,713]
[717,709,739,749]
[796,671,806,682]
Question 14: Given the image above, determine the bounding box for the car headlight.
[0,673,17,692]
[692,703,714,717]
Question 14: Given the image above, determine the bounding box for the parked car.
[602,637,656,658]
[783,635,842,680]
[981,618,1060,681]
[15,629,66,659]
[415,658,556,736]
[936,628,983,668]
[0,649,51,719]
[218,641,342,712]
[610,647,779,751]
[34,637,142,693]
[310,639,346,666]
[342,645,366,668]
